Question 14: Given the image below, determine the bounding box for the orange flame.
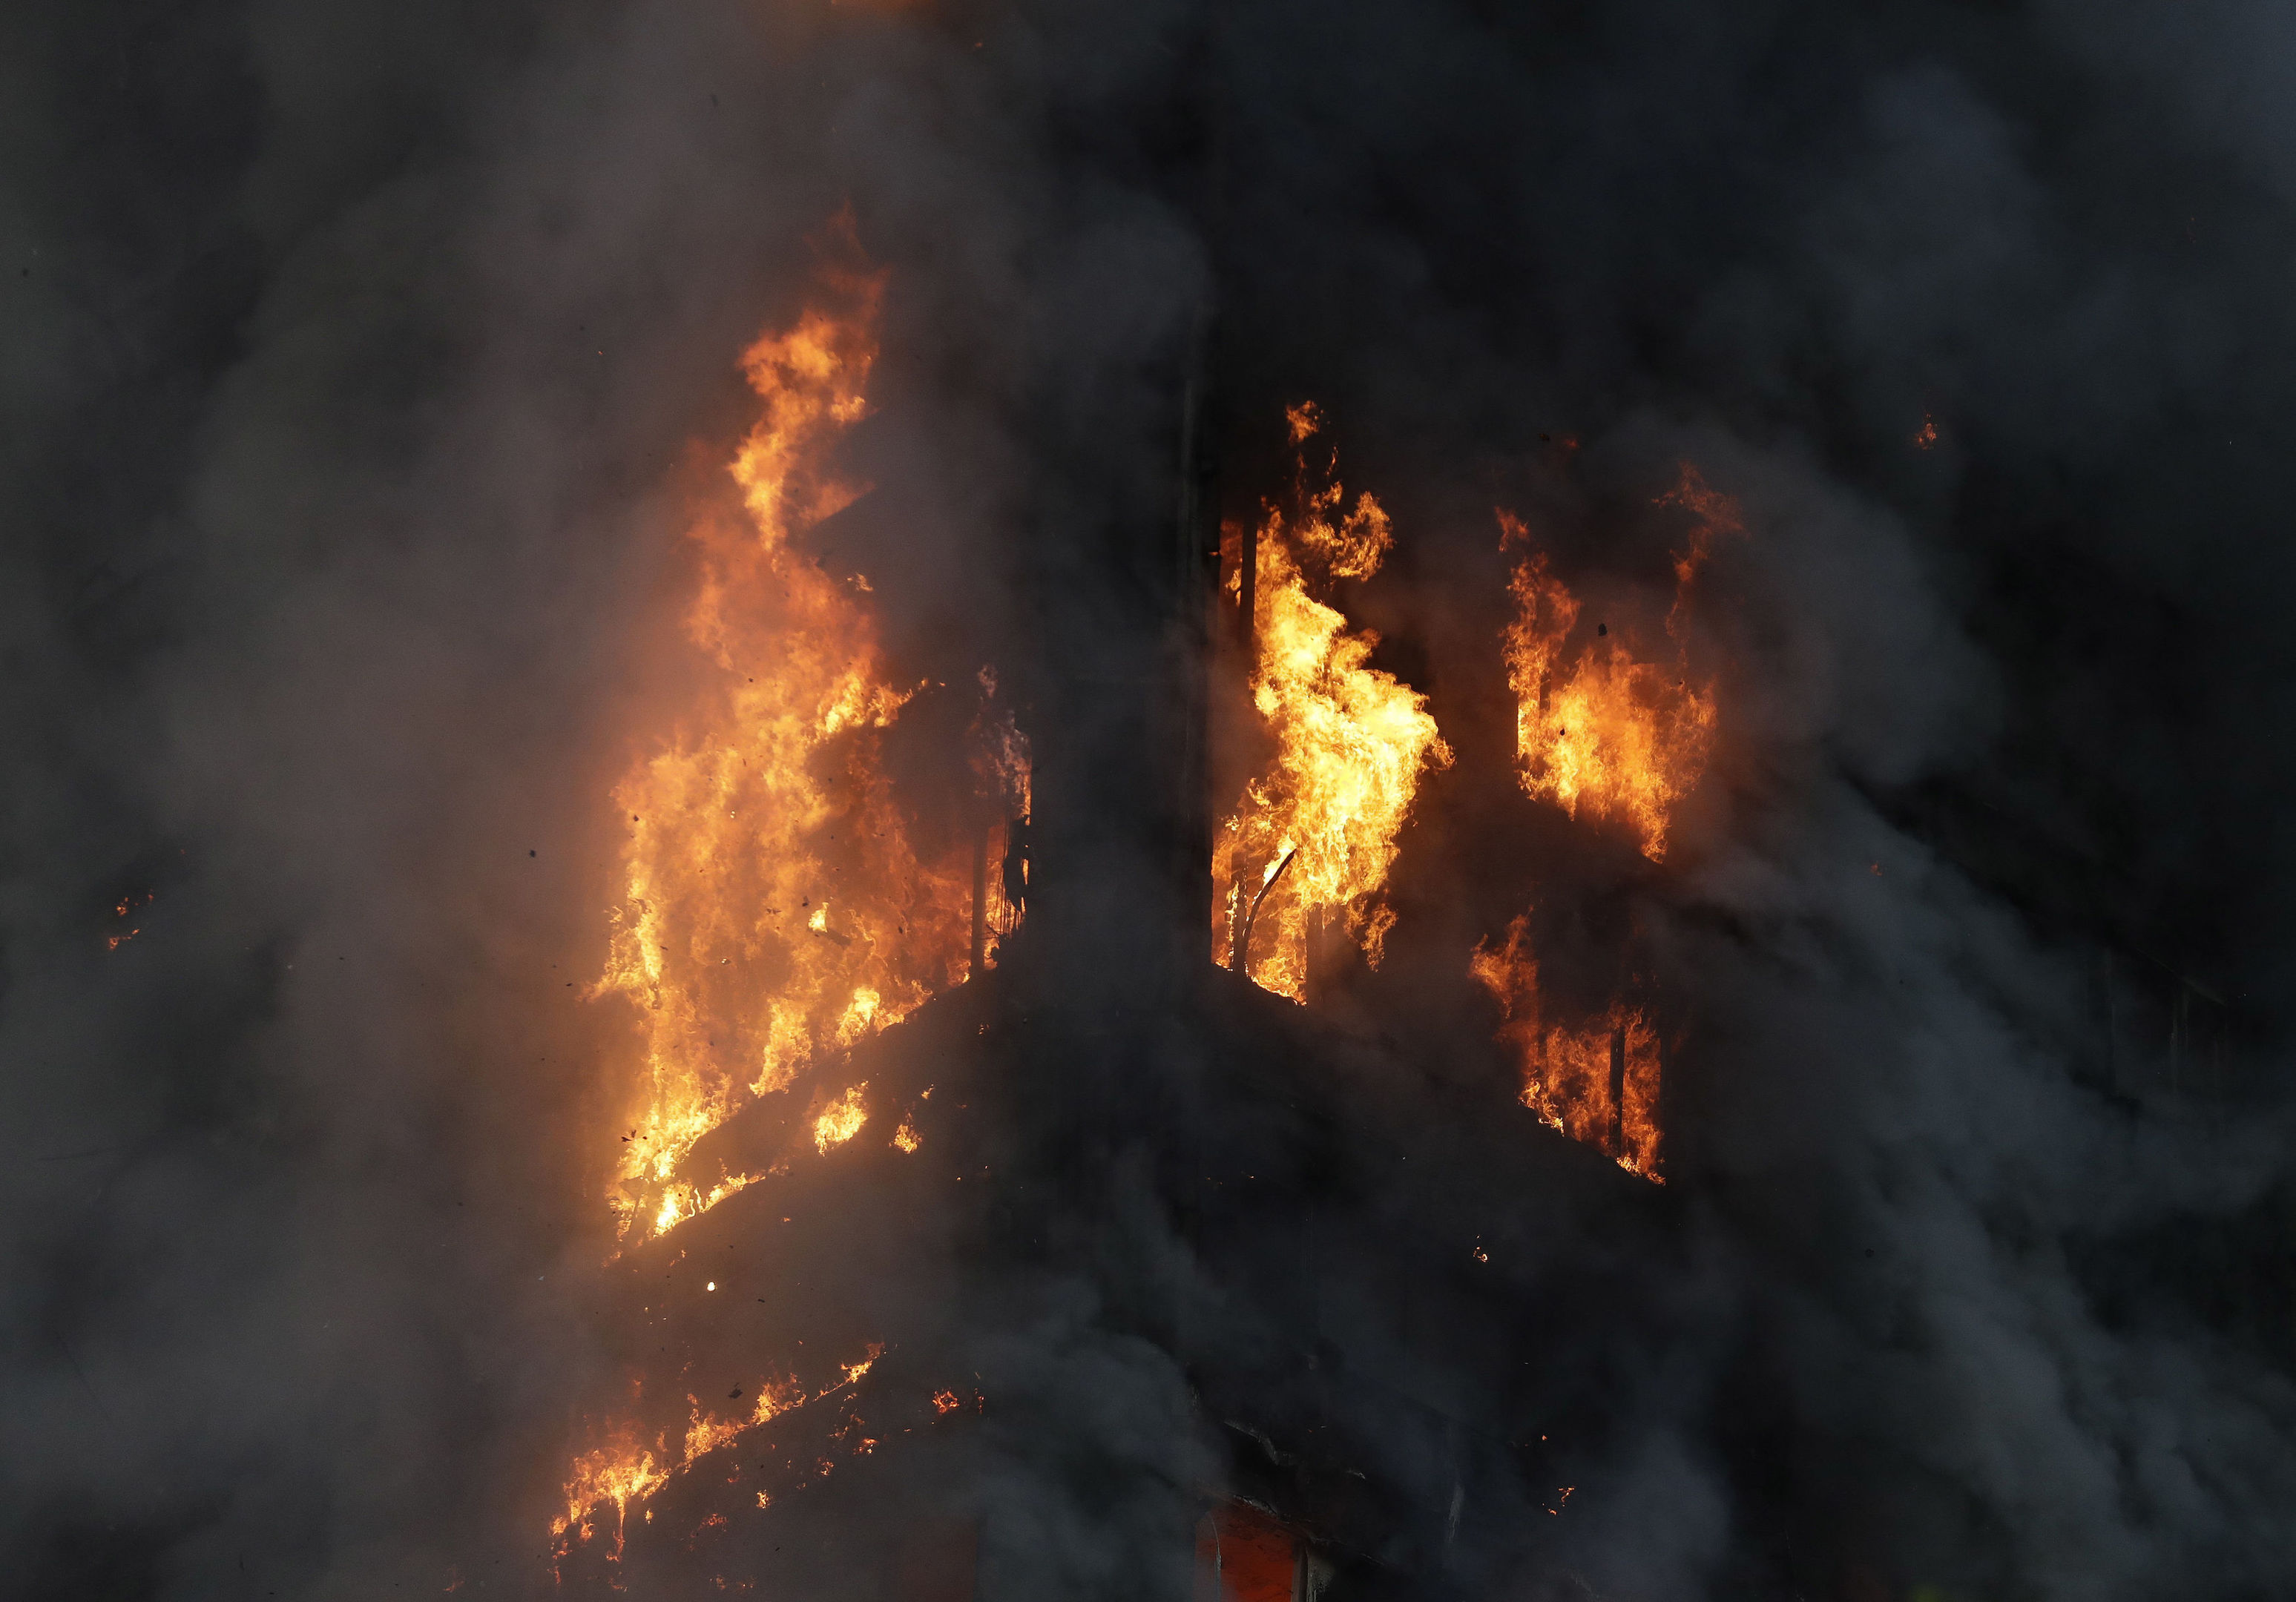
[812,1083,869,1153]
[1469,915,1662,1181]
[553,1346,881,1558]
[969,666,1033,966]
[553,1421,671,1560]
[1214,406,1451,1000]
[1497,464,1734,860]
[594,260,971,1242]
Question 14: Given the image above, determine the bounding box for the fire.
[553,1421,671,1558]
[1470,917,1663,1182]
[968,667,1033,967]
[1214,404,1451,1000]
[812,1083,868,1153]
[554,1345,882,1560]
[593,250,971,1242]
[681,1374,809,1463]
[1496,464,1734,860]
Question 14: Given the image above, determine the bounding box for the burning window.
[1193,1500,1304,1602]
[1211,405,1451,1001]
[1496,467,1730,864]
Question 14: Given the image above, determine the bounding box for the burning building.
[534,255,1734,1598]
[10,5,2296,1602]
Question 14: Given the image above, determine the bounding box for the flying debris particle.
[706,1282,716,1292]
[107,890,154,951]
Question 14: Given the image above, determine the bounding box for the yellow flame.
[1213,406,1450,1000]
[554,1346,881,1555]
[1470,914,1662,1181]
[593,263,969,1242]
[553,1424,670,1555]
[1496,465,1731,861]
[812,1084,868,1153]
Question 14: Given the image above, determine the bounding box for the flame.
[554,1346,881,1558]
[651,1170,760,1237]
[968,666,1033,965]
[1469,914,1662,1181]
[812,1083,868,1153]
[553,1420,671,1558]
[1497,464,1734,860]
[593,255,971,1242]
[970,666,1032,819]
[681,1374,808,1463]
[1214,406,1451,1000]
[892,1115,921,1153]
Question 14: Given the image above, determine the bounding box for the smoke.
[4,1,2295,1598]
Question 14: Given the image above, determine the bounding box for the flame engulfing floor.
[1496,466,1732,862]
[552,1345,885,1569]
[556,249,1036,1575]
[1470,914,1663,1180]
[559,294,1729,1560]
[1213,403,1452,1001]
[1471,467,1738,1181]
[593,263,970,1245]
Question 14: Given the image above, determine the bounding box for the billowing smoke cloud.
[4,2,2294,1599]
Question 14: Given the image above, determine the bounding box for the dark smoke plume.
[4,3,2294,1599]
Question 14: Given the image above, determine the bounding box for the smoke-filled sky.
[6,2,2295,1598]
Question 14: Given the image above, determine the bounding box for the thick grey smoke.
[4,2,2293,1599]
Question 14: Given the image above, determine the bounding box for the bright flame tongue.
[1473,465,1737,1182]
[1214,404,1452,1001]
[1470,914,1662,1180]
[552,1345,882,1561]
[1498,465,1730,861]
[596,270,966,1242]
